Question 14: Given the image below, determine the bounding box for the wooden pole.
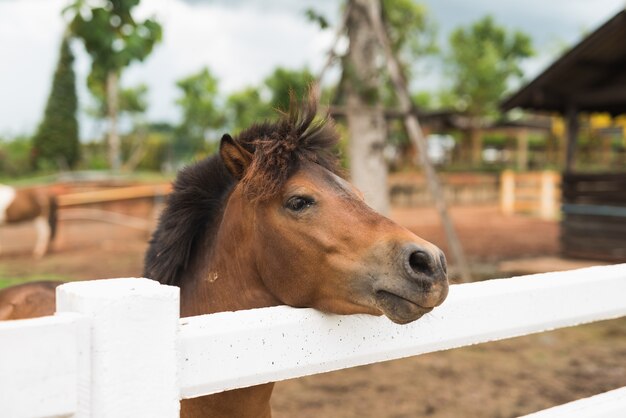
[106,71,121,173]
[470,127,483,167]
[565,103,579,173]
[365,0,471,282]
[500,170,515,216]
[314,3,351,92]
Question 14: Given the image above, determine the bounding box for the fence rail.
[1,265,625,417]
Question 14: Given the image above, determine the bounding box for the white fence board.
[0,312,89,418]
[522,386,626,417]
[179,264,626,398]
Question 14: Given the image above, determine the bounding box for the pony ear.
[220,134,252,180]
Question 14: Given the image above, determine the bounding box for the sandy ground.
[0,205,558,281]
[0,204,624,417]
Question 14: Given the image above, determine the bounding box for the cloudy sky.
[0,0,624,138]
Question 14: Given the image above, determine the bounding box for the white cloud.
[0,0,334,137]
[0,0,67,136]
[123,0,333,124]
[0,0,624,137]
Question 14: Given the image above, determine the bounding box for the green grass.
[0,170,174,187]
[0,275,66,290]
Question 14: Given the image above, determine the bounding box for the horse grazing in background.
[0,185,57,258]
[0,93,448,417]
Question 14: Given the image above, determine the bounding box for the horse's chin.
[374,290,433,325]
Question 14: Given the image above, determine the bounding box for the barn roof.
[501,10,626,116]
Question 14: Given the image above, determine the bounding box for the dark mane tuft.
[143,155,235,285]
[144,92,342,286]
[236,92,342,201]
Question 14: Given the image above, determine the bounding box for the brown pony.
[0,95,448,417]
[0,185,57,258]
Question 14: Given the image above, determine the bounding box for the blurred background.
[0,0,625,417]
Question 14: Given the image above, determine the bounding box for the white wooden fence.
[1,264,625,417]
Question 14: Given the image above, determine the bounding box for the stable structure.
[1,265,626,417]
[501,9,626,172]
[501,9,626,262]
[561,172,626,260]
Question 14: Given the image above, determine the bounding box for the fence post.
[56,278,180,418]
[501,170,515,215]
[539,171,558,220]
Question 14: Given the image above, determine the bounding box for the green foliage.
[264,67,315,111]
[446,15,533,117]
[66,0,162,91]
[335,0,437,107]
[121,130,171,171]
[304,8,329,29]
[66,0,162,170]
[412,91,434,109]
[137,133,170,171]
[225,87,273,134]
[79,141,108,170]
[382,0,437,66]
[224,67,315,135]
[119,84,149,115]
[32,37,80,170]
[87,83,149,119]
[174,67,224,159]
[381,0,437,105]
[0,136,34,177]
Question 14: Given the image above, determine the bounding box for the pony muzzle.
[372,243,449,324]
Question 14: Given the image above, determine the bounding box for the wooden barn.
[501,9,626,262]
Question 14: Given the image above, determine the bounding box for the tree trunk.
[107,70,121,172]
[344,0,389,215]
[470,127,483,167]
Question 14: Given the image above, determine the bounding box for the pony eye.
[285,196,314,212]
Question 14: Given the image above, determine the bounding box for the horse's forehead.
[291,162,360,199]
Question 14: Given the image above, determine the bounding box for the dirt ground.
[1,204,624,417]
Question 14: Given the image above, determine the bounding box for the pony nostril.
[407,250,433,276]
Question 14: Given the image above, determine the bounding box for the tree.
[225,87,272,134]
[264,67,315,111]
[446,16,533,164]
[174,68,224,160]
[380,0,437,106]
[66,0,162,171]
[343,0,390,214]
[224,67,315,134]
[32,36,80,170]
[87,83,149,120]
[447,15,533,117]
[318,0,436,213]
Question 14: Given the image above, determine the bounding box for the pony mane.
[144,93,342,286]
[236,92,342,201]
[143,155,235,286]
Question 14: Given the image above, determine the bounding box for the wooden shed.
[501,9,626,262]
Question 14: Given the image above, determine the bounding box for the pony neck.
[180,191,281,318]
[178,190,279,418]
